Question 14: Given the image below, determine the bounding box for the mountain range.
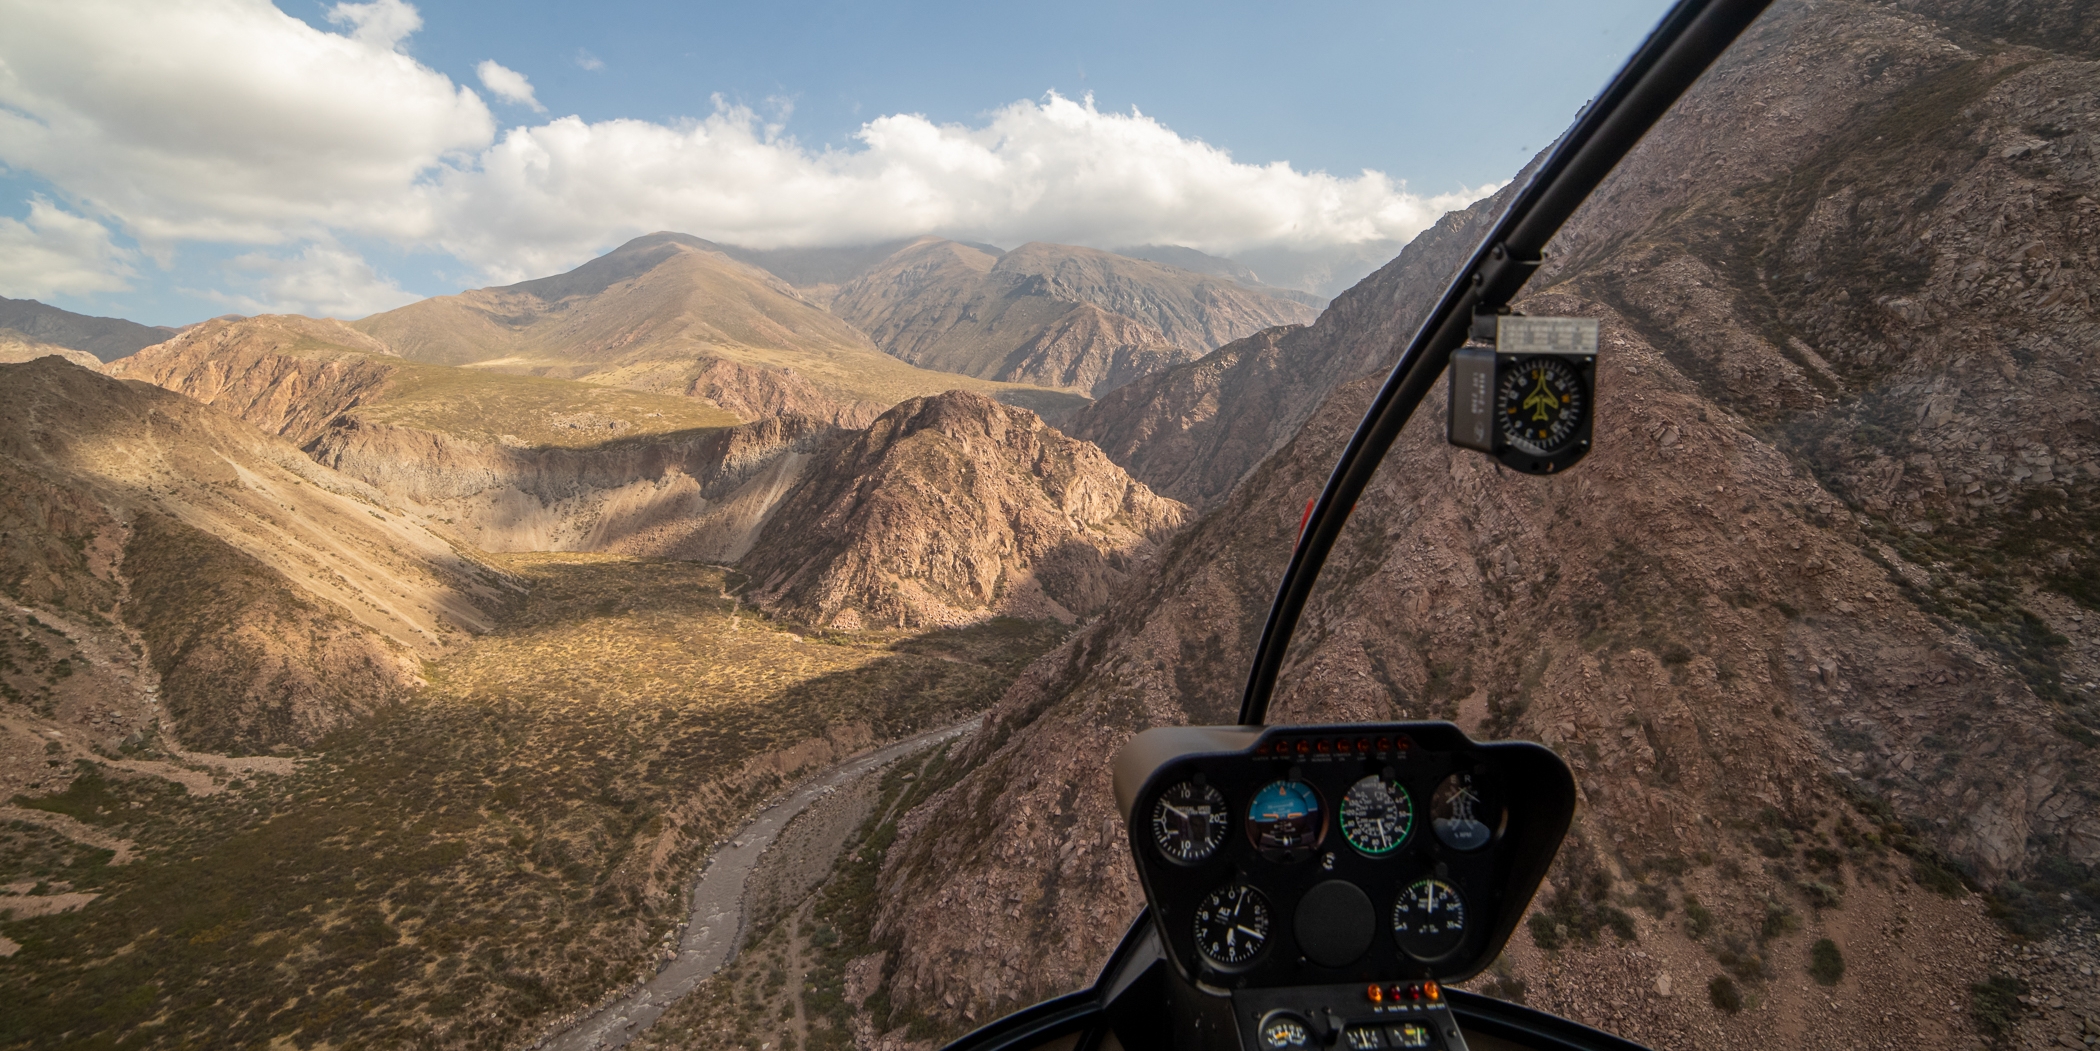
[5,4,2098,1047]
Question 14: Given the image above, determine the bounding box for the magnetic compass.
[1498,355,1586,457]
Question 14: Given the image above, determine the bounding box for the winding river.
[535,718,978,1051]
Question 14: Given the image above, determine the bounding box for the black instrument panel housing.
[1113,722,1574,991]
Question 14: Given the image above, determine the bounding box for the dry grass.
[0,555,1064,1051]
[361,364,741,449]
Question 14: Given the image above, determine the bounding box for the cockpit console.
[1112,723,1574,1051]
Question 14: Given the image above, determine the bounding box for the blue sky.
[2,0,1673,326]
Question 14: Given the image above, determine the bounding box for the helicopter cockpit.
[934,0,1775,1047]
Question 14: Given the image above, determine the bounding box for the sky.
[0,0,1674,326]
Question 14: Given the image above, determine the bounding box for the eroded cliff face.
[737,392,1187,630]
[685,354,885,428]
[104,315,400,445]
[865,2,2100,1046]
[306,414,828,561]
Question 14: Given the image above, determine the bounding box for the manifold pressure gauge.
[1448,315,1598,475]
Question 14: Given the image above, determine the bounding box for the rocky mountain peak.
[738,390,1186,629]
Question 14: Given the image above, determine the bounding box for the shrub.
[1809,939,1844,985]
[1913,855,1969,896]
[1708,975,1742,1013]
[1969,973,2028,1043]
[1528,912,1564,951]
[1682,895,1715,939]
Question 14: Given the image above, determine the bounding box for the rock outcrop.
[737,392,1186,629]
[864,3,2100,1048]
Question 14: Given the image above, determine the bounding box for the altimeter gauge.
[1246,780,1325,863]
[1151,780,1229,864]
[1193,883,1273,968]
[1339,775,1414,856]
[1392,878,1468,961]
[1498,355,1587,457]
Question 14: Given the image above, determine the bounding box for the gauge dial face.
[1496,355,1586,457]
[1339,775,1414,856]
[1150,780,1229,864]
[1392,878,1468,961]
[1258,1013,1313,1050]
[1245,780,1325,863]
[1193,883,1273,968]
[1430,772,1497,852]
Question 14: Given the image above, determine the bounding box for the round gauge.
[1496,355,1587,456]
[1256,1011,1314,1050]
[1245,780,1325,863]
[1430,773,1497,851]
[1392,878,1468,961]
[1150,780,1228,864]
[1193,883,1273,968]
[1339,775,1414,856]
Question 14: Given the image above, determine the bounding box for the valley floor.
[0,555,1066,1051]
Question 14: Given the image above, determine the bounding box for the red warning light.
[1315,738,1331,754]
[1375,737,1391,752]
[1356,738,1372,753]
[1255,742,1269,755]
[1295,739,1312,756]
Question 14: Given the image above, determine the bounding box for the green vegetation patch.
[361,362,742,448]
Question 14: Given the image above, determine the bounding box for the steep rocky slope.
[859,3,2100,1048]
[0,358,509,756]
[349,232,1079,412]
[737,392,1186,629]
[829,239,1317,397]
[0,296,175,362]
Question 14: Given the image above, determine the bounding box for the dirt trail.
[532,718,976,1051]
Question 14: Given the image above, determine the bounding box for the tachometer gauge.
[1392,878,1467,961]
[1430,772,1497,851]
[1497,355,1587,457]
[1245,780,1325,863]
[1150,780,1228,864]
[1339,775,1413,856]
[1193,883,1273,968]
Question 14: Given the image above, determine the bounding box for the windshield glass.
[3,2,2093,1051]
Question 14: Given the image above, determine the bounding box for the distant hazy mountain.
[349,232,1081,414]
[0,296,175,362]
[1113,244,1328,309]
[828,239,1317,397]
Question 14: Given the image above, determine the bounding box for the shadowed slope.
[0,358,510,751]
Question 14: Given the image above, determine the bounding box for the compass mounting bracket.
[1447,314,1599,476]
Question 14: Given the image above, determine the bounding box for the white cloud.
[325,0,420,51]
[0,0,1494,305]
[0,198,136,299]
[210,243,421,318]
[575,49,604,72]
[476,60,544,112]
[0,0,491,245]
[433,94,1494,282]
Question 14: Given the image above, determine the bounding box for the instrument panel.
[1112,723,1574,991]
